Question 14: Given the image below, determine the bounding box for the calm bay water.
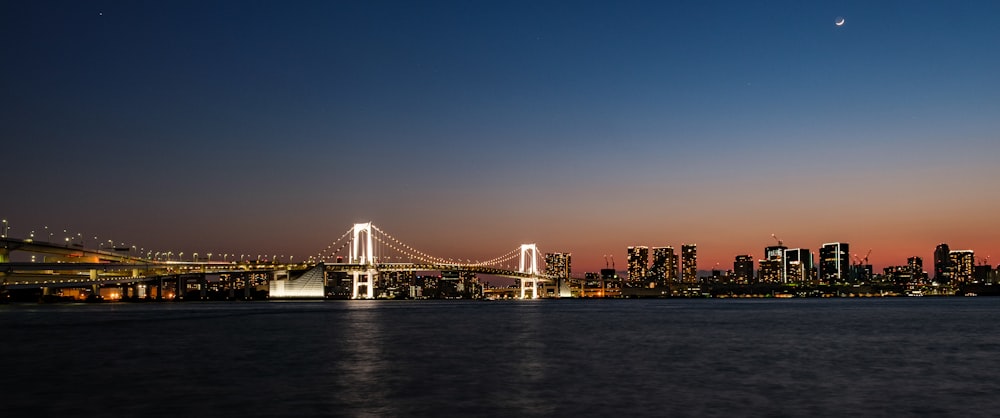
[3,298,1000,417]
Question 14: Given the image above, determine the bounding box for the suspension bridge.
[0,222,556,299]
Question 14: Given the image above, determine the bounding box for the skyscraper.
[934,243,952,282]
[784,248,814,284]
[907,256,927,285]
[544,252,571,279]
[764,244,788,282]
[758,259,782,283]
[681,244,697,283]
[544,252,572,297]
[734,255,754,284]
[626,246,649,287]
[819,242,849,284]
[650,247,675,287]
[950,250,974,284]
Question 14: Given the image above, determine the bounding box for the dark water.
[3,298,1000,417]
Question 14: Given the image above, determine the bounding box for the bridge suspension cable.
[370,225,460,264]
[315,226,354,262]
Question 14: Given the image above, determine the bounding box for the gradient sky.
[3,1,999,273]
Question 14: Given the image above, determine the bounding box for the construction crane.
[862,249,872,265]
[771,234,783,246]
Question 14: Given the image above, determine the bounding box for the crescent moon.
[835,17,845,26]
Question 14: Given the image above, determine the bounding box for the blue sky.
[3,1,999,271]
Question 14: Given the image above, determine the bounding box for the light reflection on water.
[3,298,1000,417]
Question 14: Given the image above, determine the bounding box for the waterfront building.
[819,242,849,284]
[626,246,649,287]
[765,245,787,282]
[973,265,992,283]
[733,255,754,284]
[544,252,572,297]
[758,259,782,283]
[784,248,814,284]
[850,264,873,283]
[884,265,915,286]
[935,243,953,282]
[681,244,697,284]
[650,247,676,287]
[601,268,621,297]
[908,256,928,285]
[950,250,975,284]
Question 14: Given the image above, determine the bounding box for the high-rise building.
[626,246,649,287]
[650,247,676,287]
[544,252,572,297]
[681,244,697,283]
[907,256,927,285]
[764,245,787,282]
[784,248,814,284]
[819,242,849,284]
[758,259,782,283]
[667,250,679,283]
[544,252,571,278]
[934,243,952,282]
[950,250,975,284]
[734,255,754,284]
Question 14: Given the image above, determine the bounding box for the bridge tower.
[519,243,540,299]
[350,222,376,299]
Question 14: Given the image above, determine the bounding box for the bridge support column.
[0,248,8,263]
[156,278,164,301]
[520,277,539,300]
[198,276,207,300]
[42,286,51,296]
[91,283,100,297]
[352,270,375,299]
[176,276,184,300]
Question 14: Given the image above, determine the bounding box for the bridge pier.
[176,276,184,300]
[520,277,539,299]
[156,278,164,301]
[0,248,8,263]
[352,270,375,299]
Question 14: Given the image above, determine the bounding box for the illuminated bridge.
[0,222,556,300]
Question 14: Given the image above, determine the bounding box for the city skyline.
[3,1,999,273]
